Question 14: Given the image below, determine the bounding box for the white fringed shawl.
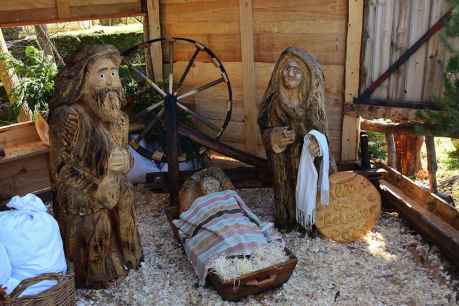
[295,129,330,230]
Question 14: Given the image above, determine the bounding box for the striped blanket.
[173,190,274,284]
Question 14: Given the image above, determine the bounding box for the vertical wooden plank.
[342,0,364,161]
[239,0,258,154]
[422,0,447,101]
[373,0,394,99]
[56,0,71,19]
[144,0,163,81]
[361,0,377,92]
[405,0,431,101]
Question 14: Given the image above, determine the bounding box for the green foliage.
[367,131,387,161]
[0,45,57,120]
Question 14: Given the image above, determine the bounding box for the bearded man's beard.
[87,87,126,122]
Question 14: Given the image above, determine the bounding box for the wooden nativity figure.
[48,45,142,289]
[258,47,336,231]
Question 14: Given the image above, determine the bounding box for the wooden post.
[342,0,364,161]
[165,94,179,206]
[385,132,396,168]
[144,0,163,81]
[239,0,259,155]
[0,30,29,122]
[425,136,438,194]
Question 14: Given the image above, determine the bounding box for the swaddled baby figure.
[174,168,285,284]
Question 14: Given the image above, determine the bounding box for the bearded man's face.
[85,57,125,122]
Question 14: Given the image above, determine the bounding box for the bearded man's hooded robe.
[48,45,142,288]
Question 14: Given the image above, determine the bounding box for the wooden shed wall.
[161,0,348,160]
[358,0,449,122]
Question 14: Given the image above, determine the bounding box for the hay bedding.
[76,187,458,306]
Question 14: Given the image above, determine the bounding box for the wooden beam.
[342,0,364,161]
[345,103,422,122]
[144,0,163,81]
[56,0,71,19]
[177,123,267,168]
[361,119,459,138]
[239,0,259,155]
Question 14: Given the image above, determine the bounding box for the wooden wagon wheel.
[122,37,233,164]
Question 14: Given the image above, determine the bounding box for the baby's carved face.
[200,176,222,195]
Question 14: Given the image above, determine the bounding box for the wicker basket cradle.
[1,273,75,306]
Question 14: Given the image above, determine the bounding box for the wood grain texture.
[0,0,142,27]
[316,172,381,243]
[159,0,348,158]
[144,0,163,81]
[239,0,259,153]
[341,0,363,161]
[0,121,50,196]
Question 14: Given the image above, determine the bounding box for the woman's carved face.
[282,59,303,90]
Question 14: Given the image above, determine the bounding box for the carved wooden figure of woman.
[258,48,335,231]
[48,45,142,288]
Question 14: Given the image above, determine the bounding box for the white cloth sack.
[295,130,330,230]
[128,143,202,183]
[0,194,67,297]
[0,242,20,295]
[127,145,162,183]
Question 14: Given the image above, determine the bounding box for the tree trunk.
[394,134,424,177]
[34,25,65,66]
[0,29,29,121]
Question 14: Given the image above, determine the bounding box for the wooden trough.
[376,164,459,265]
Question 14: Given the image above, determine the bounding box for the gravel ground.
[76,187,458,306]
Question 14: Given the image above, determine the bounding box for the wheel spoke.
[177,102,221,132]
[129,64,167,97]
[168,39,175,94]
[177,77,225,100]
[175,46,201,94]
[130,108,165,148]
[132,99,164,121]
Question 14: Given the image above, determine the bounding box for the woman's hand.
[270,127,296,153]
[308,137,321,157]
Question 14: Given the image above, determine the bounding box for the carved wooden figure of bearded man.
[258,48,336,231]
[48,45,142,288]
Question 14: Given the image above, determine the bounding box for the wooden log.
[360,119,459,138]
[385,132,396,168]
[425,136,438,194]
[394,133,423,177]
[145,165,384,193]
[353,98,441,110]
